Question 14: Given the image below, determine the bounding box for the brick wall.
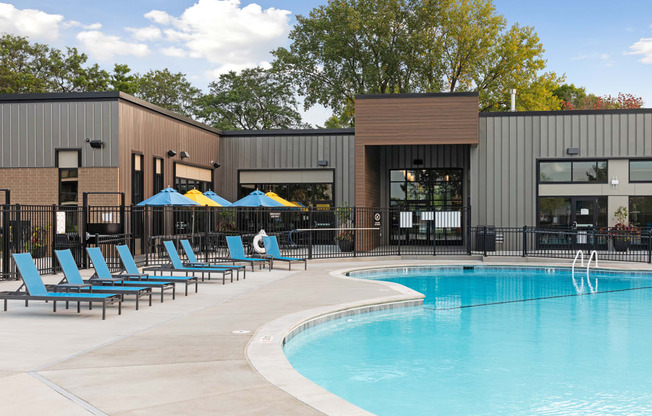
[0,167,120,206]
[78,168,121,205]
[0,168,59,205]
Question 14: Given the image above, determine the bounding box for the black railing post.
[2,204,10,278]
[648,229,652,264]
[308,206,313,260]
[81,194,88,268]
[129,204,136,254]
[522,225,528,257]
[592,227,597,252]
[51,204,57,273]
[466,205,472,255]
[15,204,21,257]
[483,225,488,257]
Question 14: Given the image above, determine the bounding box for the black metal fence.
[1,202,650,280]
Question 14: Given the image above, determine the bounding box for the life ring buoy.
[252,229,268,254]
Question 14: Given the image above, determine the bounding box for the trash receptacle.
[476,226,496,252]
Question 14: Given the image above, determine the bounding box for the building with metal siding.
[2,91,652,233]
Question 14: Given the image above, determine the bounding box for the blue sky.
[3,0,652,125]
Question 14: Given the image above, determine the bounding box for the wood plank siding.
[354,93,478,207]
[118,100,220,205]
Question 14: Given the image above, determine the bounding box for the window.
[132,154,144,204]
[153,158,164,194]
[57,150,80,206]
[629,197,652,229]
[539,160,607,183]
[237,183,334,207]
[630,160,652,182]
[389,169,463,208]
[175,177,211,194]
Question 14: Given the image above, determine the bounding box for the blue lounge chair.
[226,236,271,272]
[179,239,246,280]
[153,241,234,285]
[0,253,122,319]
[116,245,198,296]
[55,249,152,310]
[262,236,307,270]
[86,247,176,303]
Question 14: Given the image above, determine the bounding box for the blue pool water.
[284,267,652,415]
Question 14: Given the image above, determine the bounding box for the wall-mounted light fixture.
[180,151,190,159]
[413,159,424,166]
[167,150,177,157]
[611,176,619,188]
[85,138,104,149]
[317,160,328,167]
[211,161,221,169]
[566,147,579,156]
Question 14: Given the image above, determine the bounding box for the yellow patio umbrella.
[265,192,300,208]
[183,189,221,206]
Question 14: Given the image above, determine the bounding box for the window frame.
[537,159,608,184]
[629,160,652,183]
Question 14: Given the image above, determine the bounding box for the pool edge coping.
[245,260,652,416]
[246,264,426,416]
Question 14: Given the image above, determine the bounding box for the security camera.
[211,161,221,169]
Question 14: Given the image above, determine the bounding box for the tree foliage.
[134,69,201,117]
[272,0,565,122]
[553,84,644,110]
[195,67,304,130]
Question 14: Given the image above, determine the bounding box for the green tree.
[196,67,304,130]
[0,33,50,93]
[46,47,110,92]
[272,0,563,120]
[109,64,139,95]
[135,69,201,117]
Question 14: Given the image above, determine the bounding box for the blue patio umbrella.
[203,190,231,206]
[230,190,285,208]
[136,187,200,206]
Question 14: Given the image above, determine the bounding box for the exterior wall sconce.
[86,138,104,149]
[180,151,190,159]
[167,150,177,157]
[413,159,424,165]
[611,177,619,188]
[567,147,579,156]
[317,160,328,167]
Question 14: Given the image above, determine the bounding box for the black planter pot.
[31,246,47,258]
[613,237,630,252]
[337,239,354,252]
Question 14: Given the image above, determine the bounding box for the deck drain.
[232,330,251,334]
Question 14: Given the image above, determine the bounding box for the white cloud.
[145,10,174,26]
[144,0,291,71]
[63,20,102,30]
[160,46,187,58]
[628,38,652,63]
[76,30,150,61]
[0,2,64,41]
[126,26,162,41]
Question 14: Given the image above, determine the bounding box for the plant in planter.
[334,202,354,252]
[334,230,354,252]
[25,224,49,258]
[610,206,637,252]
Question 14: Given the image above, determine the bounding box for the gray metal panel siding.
[218,134,356,206]
[0,100,118,168]
[472,112,652,227]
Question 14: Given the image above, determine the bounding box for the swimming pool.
[284,266,652,415]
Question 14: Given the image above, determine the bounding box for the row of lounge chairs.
[0,235,307,320]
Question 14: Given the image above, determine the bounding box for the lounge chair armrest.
[89,277,124,283]
[118,272,150,279]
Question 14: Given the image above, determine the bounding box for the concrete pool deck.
[1,257,652,415]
